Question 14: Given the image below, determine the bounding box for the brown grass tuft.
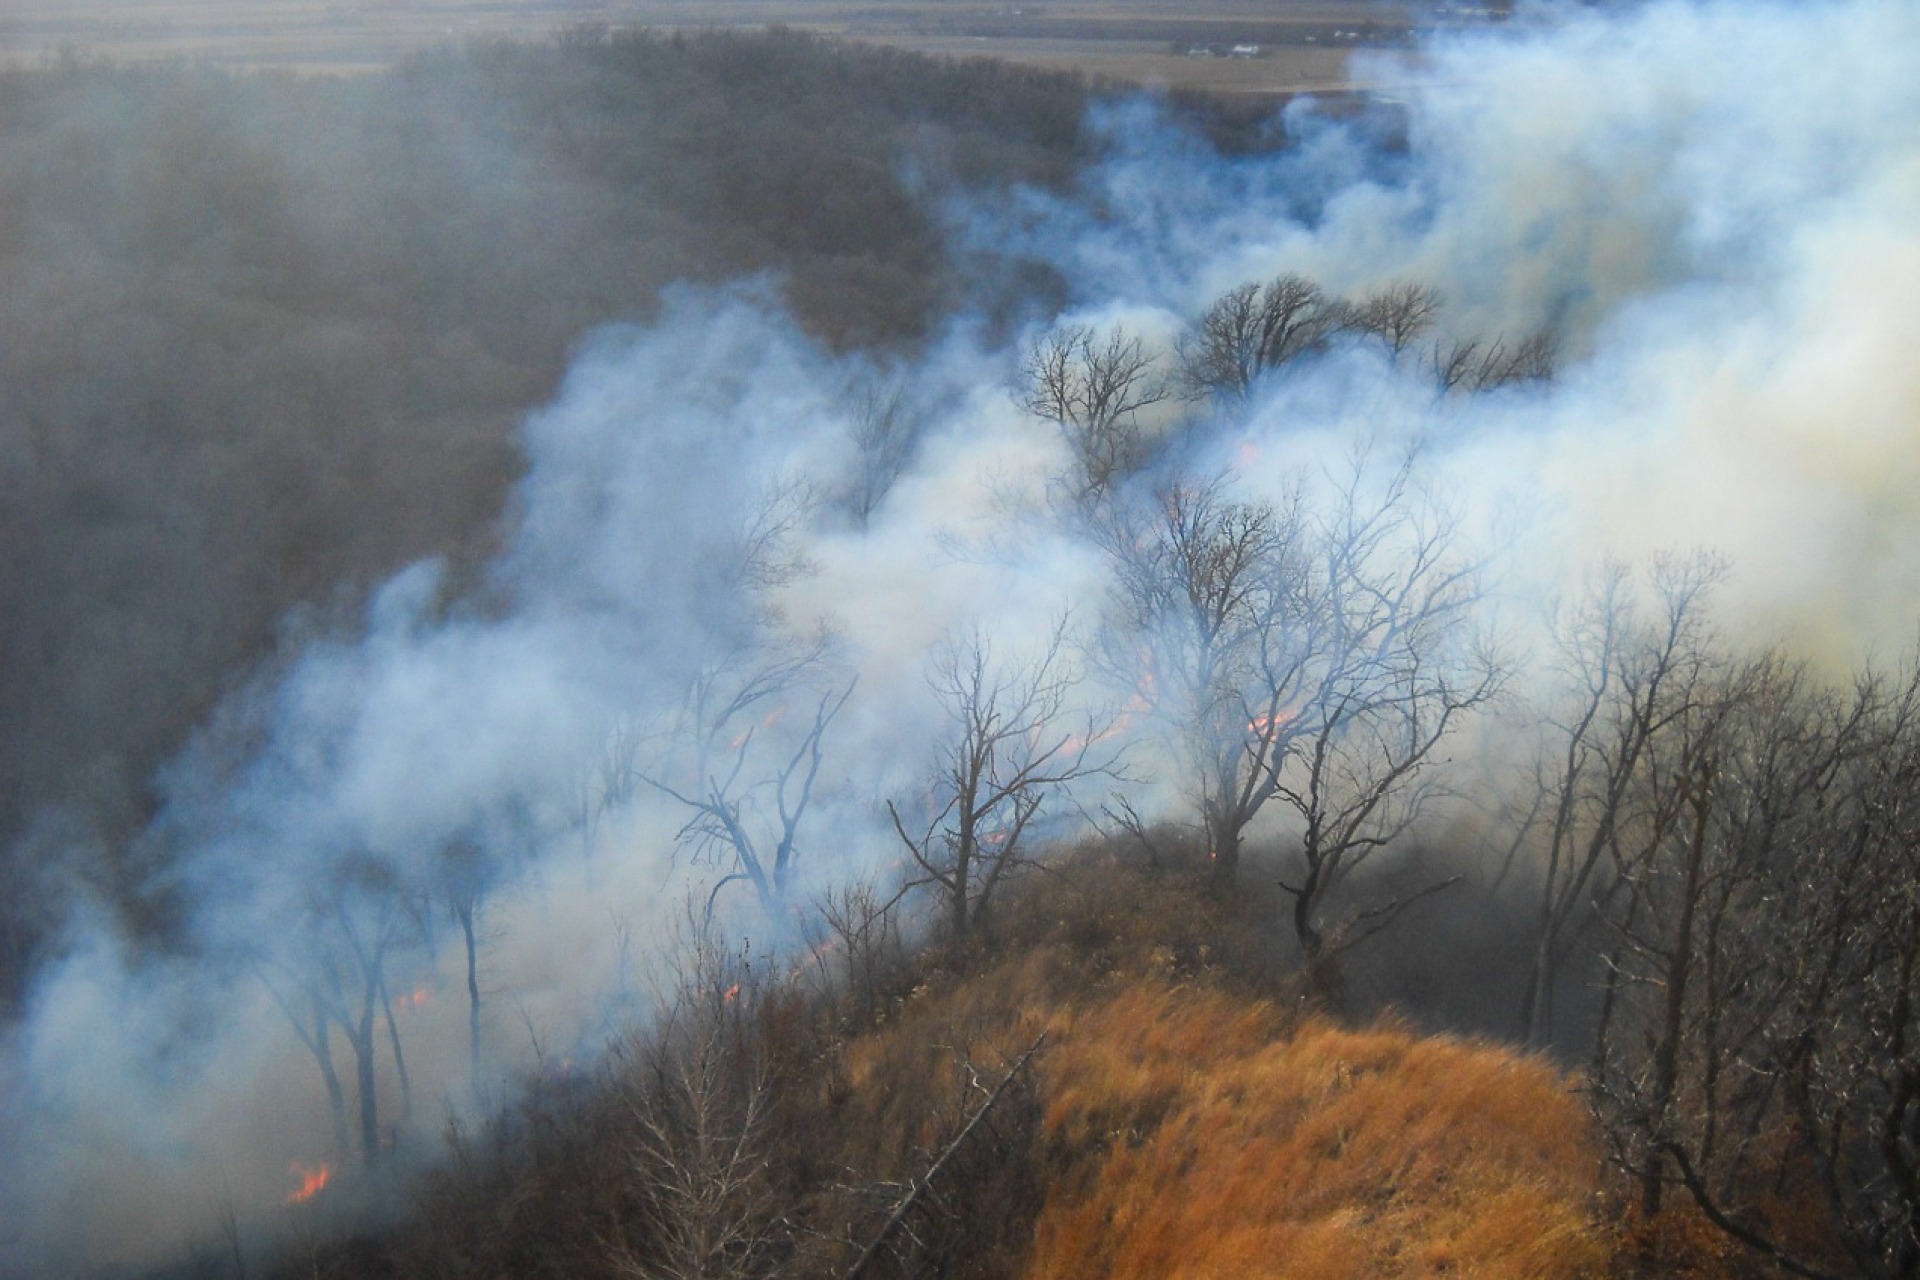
[1026,989,1612,1280]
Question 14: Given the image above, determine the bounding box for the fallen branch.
[842,1030,1050,1280]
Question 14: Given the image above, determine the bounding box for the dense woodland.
[6,21,1920,1280]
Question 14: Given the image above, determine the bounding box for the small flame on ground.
[400,986,430,1009]
[723,982,741,1003]
[286,1162,331,1205]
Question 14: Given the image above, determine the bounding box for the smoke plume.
[5,0,1920,1272]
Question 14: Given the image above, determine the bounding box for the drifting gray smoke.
[5,0,1920,1272]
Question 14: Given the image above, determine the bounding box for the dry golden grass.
[1025,985,1613,1280]
[818,850,1626,1280]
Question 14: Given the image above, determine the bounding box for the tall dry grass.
[1026,984,1612,1280]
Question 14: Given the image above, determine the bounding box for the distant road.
[0,0,1498,93]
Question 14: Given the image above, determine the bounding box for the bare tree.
[1177,273,1344,403]
[1349,280,1443,363]
[1509,556,1726,1048]
[622,467,857,919]
[842,375,920,528]
[725,474,819,597]
[259,973,354,1161]
[889,623,1121,954]
[261,854,429,1167]
[1019,323,1169,504]
[438,827,513,1081]
[1267,466,1502,1000]
[1105,460,1496,971]
[1589,650,1920,1280]
[608,939,786,1280]
[1101,475,1306,886]
[1586,657,1807,1239]
[803,874,907,1027]
[1427,328,1557,394]
[641,653,855,920]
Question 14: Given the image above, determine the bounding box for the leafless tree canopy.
[1558,582,1920,1278]
[1177,274,1345,403]
[1176,271,1556,407]
[609,942,786,1280]
[1102,460,1498,999]
[841,376,921,529]
[1348,281,1444,361]
[1019,323,1169,504]
[890,623,1122,952]
[1102,475,1306,885]
[1427,328,1557,394]
[640,649,855,919]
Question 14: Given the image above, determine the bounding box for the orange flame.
[729,705,792,750]
[722,982,741,1003]
[285,1162,331,1205]
[1247,708,1296,737]
[400,986,430,1009]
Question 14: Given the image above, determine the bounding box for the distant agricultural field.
[0,0,1503,92]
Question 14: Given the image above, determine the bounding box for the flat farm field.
[0,0,1486,94]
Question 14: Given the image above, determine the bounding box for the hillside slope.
[0,29,1098,1002]
[1027,988,1605,1280]
[262,860,1705,1280]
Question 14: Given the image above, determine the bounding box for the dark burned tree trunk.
[1641,771,1713,1219]
[441,838,490,1082]
[1292,874,1342,1009]
[458,897,482,1079]
[378,974,413,1129]
[951,797,978,951]
[352,987,381,1167]
[1205,801,1242,891]
[311,993,352,1159]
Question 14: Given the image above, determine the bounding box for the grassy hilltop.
[266,847,1769,1280]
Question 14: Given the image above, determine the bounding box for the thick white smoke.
[983,0,1920,653]
[6,0,1920,1272]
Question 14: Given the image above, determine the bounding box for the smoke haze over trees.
[0,29,1096,1000]
[5,0,1920,1275]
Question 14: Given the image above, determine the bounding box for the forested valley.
[5,6,1920,1279]
[0,27,1104,993]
